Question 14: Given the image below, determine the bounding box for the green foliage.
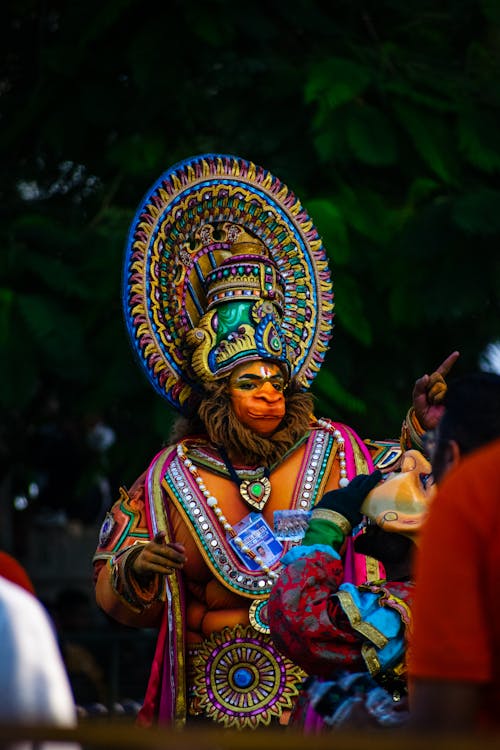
[305,199,350,264]
[346,104,398,166]
[1,0,499,513]
[305,57,372,110]
[453,189,500,234]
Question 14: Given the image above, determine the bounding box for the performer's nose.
[256,382,281,401]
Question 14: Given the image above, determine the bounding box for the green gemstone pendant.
[239,475,272,510]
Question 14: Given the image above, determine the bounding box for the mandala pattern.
[191,624,306,728]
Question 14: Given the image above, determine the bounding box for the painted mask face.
[360,450,436,541]
[229,360,287,437]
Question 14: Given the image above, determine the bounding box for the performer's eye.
[238,382,256,390]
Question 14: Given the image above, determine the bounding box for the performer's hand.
[413,351,460,430]
[315,471,383,528]
[132,532,187,580]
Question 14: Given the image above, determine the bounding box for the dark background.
[1,0,499,714]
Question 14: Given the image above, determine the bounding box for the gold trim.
[335,590,389,649]
[310,508,351,536]
[345,429,384,579]
[361,643,382,676]
[347,428,371,475]
[149,447,187,728]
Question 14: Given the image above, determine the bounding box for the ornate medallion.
[239,475,272,511]
[191,625,306,728]
[98,512,115,546]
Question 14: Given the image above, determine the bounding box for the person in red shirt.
[409,372,500,733]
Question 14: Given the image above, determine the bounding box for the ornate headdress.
[123,153,334,414]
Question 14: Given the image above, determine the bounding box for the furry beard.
[171,379,315,467]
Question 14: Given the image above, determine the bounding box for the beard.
[189,378,315,467]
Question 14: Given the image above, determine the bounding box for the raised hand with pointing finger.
[402,351,460,452]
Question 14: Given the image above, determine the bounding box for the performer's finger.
[149,546,186,565]
[435,350,460,377]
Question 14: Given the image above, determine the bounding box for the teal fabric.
[337,582,405,669]
[281,544,341,566]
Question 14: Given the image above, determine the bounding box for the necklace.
[176,443,280,580]
[175,421,349,581]
[218,445,271,511]
[316,419,349,487]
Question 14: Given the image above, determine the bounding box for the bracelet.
[311,508,352,536]
[400,407,425,452]
[111,543,161,611]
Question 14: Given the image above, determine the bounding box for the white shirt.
[0,574,76,726]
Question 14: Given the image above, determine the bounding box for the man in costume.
[92,153,455,729]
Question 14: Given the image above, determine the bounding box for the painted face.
[229,360,287,437]
[360,450,436,541]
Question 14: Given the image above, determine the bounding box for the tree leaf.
[333,271,372,346]
[313,367,367,416]
[392,100,459,184]
[17,293,89,377]
[305,57,371,109]
[452,189,500,235]
[306,199,350,264]
[458,107,500,172]
[346,104,398,166]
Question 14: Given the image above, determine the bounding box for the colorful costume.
[268,548,412,731]
[409,438,500,730]
[93,154,401,728]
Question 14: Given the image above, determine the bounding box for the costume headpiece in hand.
[123,154,334,414]
[360,451,436,540]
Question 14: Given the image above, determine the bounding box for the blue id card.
[229,512,283,570]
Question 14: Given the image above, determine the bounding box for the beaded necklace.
[316,419,350,487]
[176,419,349,579]
[176,442,279,580]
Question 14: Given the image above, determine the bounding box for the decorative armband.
[310,507,352,536]
[400,407,425,453]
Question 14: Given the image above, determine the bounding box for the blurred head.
[427,372,500,483]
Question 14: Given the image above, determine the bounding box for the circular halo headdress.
[123,153,334,415]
